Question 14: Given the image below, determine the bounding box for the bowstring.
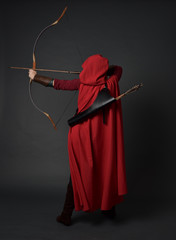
[65,7,84,64]
[55,8,83,127]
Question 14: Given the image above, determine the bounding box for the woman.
[29,54,128,226]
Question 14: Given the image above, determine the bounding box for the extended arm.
[54,78,80,90]
[28,69,80,90]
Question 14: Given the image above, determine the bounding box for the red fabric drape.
[68,54,128,212]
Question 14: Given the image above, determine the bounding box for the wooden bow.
[29,6,68,130]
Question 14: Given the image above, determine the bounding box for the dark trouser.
[69,175,72,186]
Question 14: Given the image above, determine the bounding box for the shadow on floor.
[71,197,170,226]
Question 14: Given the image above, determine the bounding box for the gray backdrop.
[1,0,176,202]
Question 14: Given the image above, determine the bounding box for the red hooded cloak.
[68,54,128,212]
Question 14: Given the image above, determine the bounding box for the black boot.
[56,177,74,226]
[101,206,116,218]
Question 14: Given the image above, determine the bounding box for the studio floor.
[0,189,175,240]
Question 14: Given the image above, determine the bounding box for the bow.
[29,6,68,130]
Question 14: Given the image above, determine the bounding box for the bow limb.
[32,6,68,69]
[29,6,68,130]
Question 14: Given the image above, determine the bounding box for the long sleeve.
[54,78,80,90]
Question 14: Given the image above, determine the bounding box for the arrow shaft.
[9,66,81,74]
[116,83,143,101]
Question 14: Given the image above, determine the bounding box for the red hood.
[79,54,109,86]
